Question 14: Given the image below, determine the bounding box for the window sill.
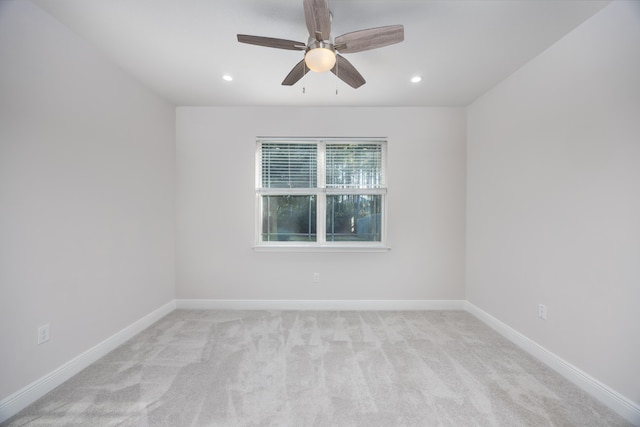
[253,244,391,253]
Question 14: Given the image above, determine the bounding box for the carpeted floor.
[3,310,631,426]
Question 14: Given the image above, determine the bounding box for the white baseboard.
[465,302,640,425]
[176,299,466,311]
[0,300,176,424]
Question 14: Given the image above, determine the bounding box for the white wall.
[467,0,640,405]
[0,0,176,401]
[176,107,466,301]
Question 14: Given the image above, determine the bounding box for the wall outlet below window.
[37,323,50,344]
[538,304,548,320]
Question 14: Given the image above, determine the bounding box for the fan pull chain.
[302,63,307,94]
[335,59,339,95]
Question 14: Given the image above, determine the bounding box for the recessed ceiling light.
[410,76,422,83]
[222,74,233,82]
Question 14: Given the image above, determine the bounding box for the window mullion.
[325,188,387,195]
[259,188,321,196]
[317,141,326,244]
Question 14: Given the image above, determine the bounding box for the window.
[256,138,388,251]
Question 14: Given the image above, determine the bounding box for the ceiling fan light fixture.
[304,47,336,72]
[237,0,404,88]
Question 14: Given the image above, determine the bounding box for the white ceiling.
[32,0,611,107]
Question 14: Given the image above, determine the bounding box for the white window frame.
[254,137,390,252]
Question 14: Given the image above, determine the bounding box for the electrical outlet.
[538,304,547,320]
[313,272,320,283]
[37,323,50,344]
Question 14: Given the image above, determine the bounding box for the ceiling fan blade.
[237,34,306,51]
[304,0,331,41]
[335,25,404,54]
[331,54,366,89]
[282,59,310,86]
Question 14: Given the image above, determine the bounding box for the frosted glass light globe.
[304,48,337,72]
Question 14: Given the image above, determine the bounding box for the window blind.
[326,143,385,188]
[260,143,317,188]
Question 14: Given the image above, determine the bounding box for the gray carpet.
[3,310,631,426]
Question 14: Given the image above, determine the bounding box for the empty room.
[1,0,638,425]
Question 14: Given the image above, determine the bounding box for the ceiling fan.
[237,0,404,89]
